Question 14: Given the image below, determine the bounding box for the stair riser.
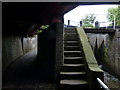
[65,28,76,30]
[61,66,85,72]
[64,37,78,41]
[60,74,87,80]
[64,52,82,57]
[64,30,77,33]
[64,59,84,64]
[64,35,78,40]
[65,33,77,35]
[60,84,89,90]
[64,42,79,46]
[64,47,81,51]
[64,38,78,41]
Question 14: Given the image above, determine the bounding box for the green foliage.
[37,29,42,34]
[40,25,49,29]
[82,14,96,28]
[37,25,49,34]
[82,23,94,28]
[107,6,120,26]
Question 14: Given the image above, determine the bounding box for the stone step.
[60,79,88,85]
[64,51,82,57]
[60,71,87,80]
[64,46,81,51]
[64,57,84,64]
[64,41,79,46]
[60,80,88,89]
[61,64,85,72]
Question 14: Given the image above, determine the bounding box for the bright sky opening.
[64,5,118,27]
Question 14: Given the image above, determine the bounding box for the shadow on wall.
[2,35,37,74]
[37,24,56,83]
[87,33,108,65]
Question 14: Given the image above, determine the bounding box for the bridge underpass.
[2,2,120,90]
[3,27,104,89]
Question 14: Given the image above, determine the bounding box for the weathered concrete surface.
[3,36,23,73]
[77,27,103,88]
[22,36,37,54]
[107,29,120,79]
[86,29,120,80]
[87,33,109,65]
[55,22,63,83]
[2,35,37,73]
[87,33,108,50]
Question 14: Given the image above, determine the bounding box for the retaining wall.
[86,29,120,79]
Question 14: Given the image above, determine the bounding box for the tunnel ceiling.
[3,2,80,36]
[3,2,80,24]
[3,2,118,24]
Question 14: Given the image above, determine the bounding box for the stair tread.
[64,51,81,53]
[64,30,76,31]
[64,57,83,59]
[65,33,77,34]
[60,80,88,85]
[60,72,86,75]
[63,64,84,67]
[64,41,78,43]
[64,46,80,47]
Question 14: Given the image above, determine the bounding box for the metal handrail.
[65,19,120,29]
[97,78,110,90]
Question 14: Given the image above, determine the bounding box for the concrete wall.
[22,36,37,54]
[86,29,120,79]
[2,35,37,73]
[37,22,63,83]
[37,24,56,83]
[55,23,63,83]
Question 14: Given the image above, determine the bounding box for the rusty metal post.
[80,21,83,27]
[68,20,70,26]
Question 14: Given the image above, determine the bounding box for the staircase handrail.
[97,78,110,90]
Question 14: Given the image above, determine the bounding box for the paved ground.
[3,48,57,90]
[3,48,120,90]
[104,71,120,89]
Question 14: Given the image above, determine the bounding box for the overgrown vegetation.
[37,25,49,34]
[107,6,120,26]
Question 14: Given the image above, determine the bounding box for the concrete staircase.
[60,28,89,90]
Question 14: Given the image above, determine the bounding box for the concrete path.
[3,48,57,89]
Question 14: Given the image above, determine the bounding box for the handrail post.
[113,15,116,29]
[80,21,83,27]
[68,20,70,26]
